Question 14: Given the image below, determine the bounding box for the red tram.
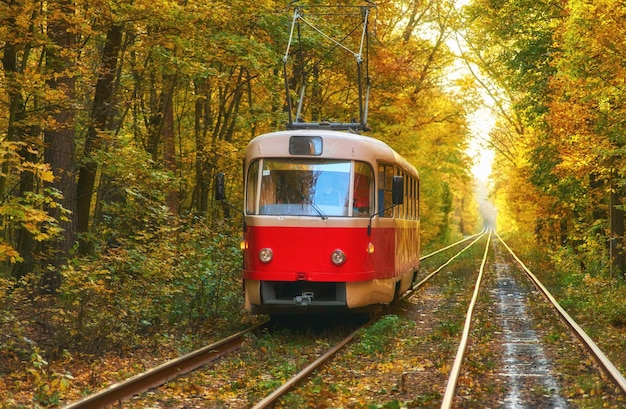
[217,129,420,315]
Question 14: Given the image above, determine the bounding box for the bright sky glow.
[418,0,497,182]
[450,1,496,182]
[443,53,496,182]
[466,106,495,181]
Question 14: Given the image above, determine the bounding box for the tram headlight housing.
[331,249,346,265]
[258,248,273,263]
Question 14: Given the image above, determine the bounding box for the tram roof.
[245,129,419,178]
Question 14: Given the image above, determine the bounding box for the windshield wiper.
[310,202,328,220]
[297,182,327,220]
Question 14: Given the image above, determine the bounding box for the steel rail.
[251,321,369,409]
[420,231,485,261]
[413,232,486,289]
[62,321,268,409]
[441,231,492,409]
[496,232,626,395]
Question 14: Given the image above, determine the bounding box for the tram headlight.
[331,249,346,265]
[258,248,273,263]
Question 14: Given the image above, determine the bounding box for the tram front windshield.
[246,159,373,217]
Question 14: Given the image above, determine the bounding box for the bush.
[56,221,244,354]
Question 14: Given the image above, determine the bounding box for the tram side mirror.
[215,172,226,201]
[214,172,245,227]
[392,175,404,205]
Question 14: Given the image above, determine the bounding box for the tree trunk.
[162,73,179,214]
[311,65,320,122]
[41,0,77,294]
[194,80,210,214]
[76,24,123,254]
[610,188,625,277]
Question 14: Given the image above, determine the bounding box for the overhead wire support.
[357,6,369,63]
[297,14,359,58]
[282,2,376,132]
[283,7,300,64]
[282,6,301,126]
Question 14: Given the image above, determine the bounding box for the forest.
[1,0,625,406]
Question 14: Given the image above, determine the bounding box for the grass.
[353,315,408,356]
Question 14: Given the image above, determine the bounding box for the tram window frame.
[404,174,413,220]
[377,163,395,217]
[409,178,415,220]
[405,175,414,220]
[397,169,405,219]
[405,173,410,220]
[411,178,417,220]
[396,169,418,220]
[353,161,374,217]
[246,160,260,215]
[410,178,416,220]
[395,173,417,220]
[415,179,422,220]
[404,172,413,220]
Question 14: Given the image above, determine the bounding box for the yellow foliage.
[0,243,23,263]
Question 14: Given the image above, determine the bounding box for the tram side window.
[404,174,413,220]
[403,172,409,219]
[403,172,408,219]
[396,169,405,219]
[246,160,260,215]
[414,178,419,220]
[409,177,416,220]
[402,175,407,220]
[402,172,414,220]
[353,162,374,217]
[411,177,417,220]
[405,176,411,220]
[378,164,394,217]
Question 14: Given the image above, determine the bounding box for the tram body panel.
[243,225,376,282]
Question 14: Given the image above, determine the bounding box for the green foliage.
[464,0,560,125]
[52,221,246,354]
[542,244,626,353]
[353,315,406,356]
[367,400,406,409]
[168,229,244,327]
[550,239,610,280]
[0,140,65,266]
[27,349,74,407]
[436,319,462,338]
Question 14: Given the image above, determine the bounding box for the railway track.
[62,323,269,409]
[424,231,626,408]
[496,233,626,396]
[62,232,626,408]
